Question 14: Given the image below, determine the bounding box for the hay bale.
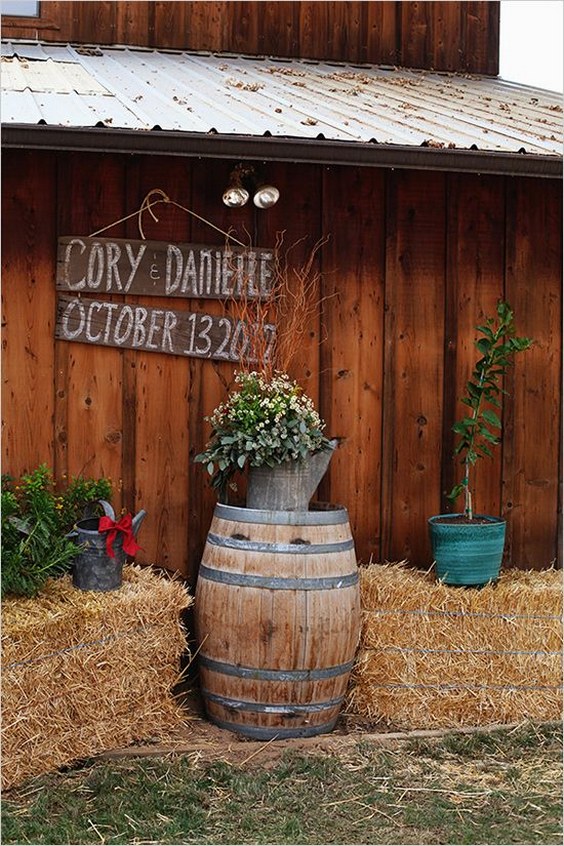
[346,562,562,730]
[1,565,193,790]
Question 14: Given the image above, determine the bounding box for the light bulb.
[222,186,250,207]
[253,185,280,209]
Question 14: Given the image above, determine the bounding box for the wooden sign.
[55,295,276,363]
[56,236,275,300]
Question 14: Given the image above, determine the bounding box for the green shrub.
[1,465,112,599]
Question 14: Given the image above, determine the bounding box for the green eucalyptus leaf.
[7,515,31,535]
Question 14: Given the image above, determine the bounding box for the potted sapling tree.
[428,301,532,587]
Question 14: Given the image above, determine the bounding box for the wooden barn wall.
[1,1,500,75]
[2,149,561,584]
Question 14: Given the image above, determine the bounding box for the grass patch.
[2,721,562,845]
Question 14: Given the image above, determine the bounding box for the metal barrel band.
[214,502,350,525]
[206,532,354,555]
[201,688,345,714]
[205,716,339,740]
[198,563,358,591]
[199,654,355,681]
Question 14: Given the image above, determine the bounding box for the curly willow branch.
[222,231,331,381]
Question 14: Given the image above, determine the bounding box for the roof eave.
[2,124,562,179]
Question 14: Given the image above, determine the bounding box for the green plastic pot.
[428,514,506,587]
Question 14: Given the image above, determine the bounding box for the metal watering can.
[69,500,146,592]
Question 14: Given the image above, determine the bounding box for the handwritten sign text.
[55,295,276,363]
[56,236,275,300]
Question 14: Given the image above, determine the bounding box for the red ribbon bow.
[99,513,142,559]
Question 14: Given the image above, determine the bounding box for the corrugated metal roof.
[1,41,562,160]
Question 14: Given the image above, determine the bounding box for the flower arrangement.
[195,233,335,501]
[195,370,332,497]
[1,465,113,598]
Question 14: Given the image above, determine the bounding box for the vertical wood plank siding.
[503,178,563,567]
[1,1,499,75]
[382,170,446,565]
[1,150,561,582]
[56,153,126,495]
[1,151,58,472]
[320,166,385,561]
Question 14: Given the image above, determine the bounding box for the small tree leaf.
[482,409,501,428]
[447,483,465,502]
[452,421,468,434]
[481,430,500,444]
[476,324,495,339]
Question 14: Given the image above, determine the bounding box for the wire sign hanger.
[89,188,247,247]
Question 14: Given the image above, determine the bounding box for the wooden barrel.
[195,503,360,739]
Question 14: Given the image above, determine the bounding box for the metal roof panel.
[1,41,562,158]
[1,56,107,94]
[1,87,43,123]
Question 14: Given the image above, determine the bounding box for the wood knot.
[261,620,275,643]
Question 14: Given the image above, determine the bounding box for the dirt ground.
[98,682,519,769]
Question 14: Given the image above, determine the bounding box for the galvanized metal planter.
[246,439,338,511]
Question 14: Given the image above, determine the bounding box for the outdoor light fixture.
[222,163,280,209]
[252,182,280,209]
[222,164,250,208]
